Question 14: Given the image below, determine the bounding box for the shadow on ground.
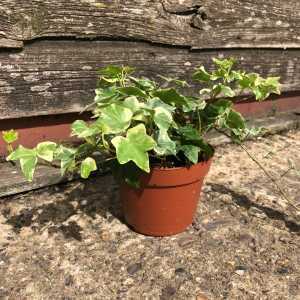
[4,175,123,240]
[5,176,300,243]
[209,183,300,233]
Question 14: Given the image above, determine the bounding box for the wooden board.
[0,40,299,119]
[0,162,71,198]
[0,0,299,49]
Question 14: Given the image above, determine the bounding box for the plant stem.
[196,108,202,133]
[217,129,299,212]
[239,143,299,211]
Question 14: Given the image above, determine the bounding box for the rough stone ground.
[0,130,299,300]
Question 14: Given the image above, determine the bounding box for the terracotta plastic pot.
[120,158,213,236]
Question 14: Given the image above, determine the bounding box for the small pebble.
[127,263,142,275]
[196,292,209,300]
[161,286,176,299]
[175,267,186,275]
[64,274,73,286]
[235,269,245,276]
[235,265,247,276]
[177,236,194,247]
[276,267,289,275]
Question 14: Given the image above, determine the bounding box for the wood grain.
[0,40,299,119]
[0,0,299,49]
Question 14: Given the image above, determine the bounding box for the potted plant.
[2,58,280,236]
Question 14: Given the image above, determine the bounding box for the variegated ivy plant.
[2,58,280,187]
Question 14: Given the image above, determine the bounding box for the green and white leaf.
[129,76,156,91]
[154,129,177,156]
[122,96,141,113]
[118,86,146,97]
[97,65,134,77]
[177,125,201,141]
[99,104,133,134]
[183,97,206,112]
[192,66,211,82]
[111,124,156,172]
[7,146,38,181]
[36,141,57,162]
[225,110,245,130]
[153,88,187,107]
[80,157,97,179]
[212,84,235,98]
[153,107,173,130]
[158,75,189,88]
[2,130,18,144]
[146,97,175,112]
[179,144,200,164]
[55,146,76,176]
[94,86,119,103]
[71,120,99,138]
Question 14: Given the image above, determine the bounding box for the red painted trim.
[0,113,91,156]
[0,95,299,157]
[234,94,300,117]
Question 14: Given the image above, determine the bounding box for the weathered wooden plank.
[0,40,299,119]
[0,162,74,197]
[0,0,299,49]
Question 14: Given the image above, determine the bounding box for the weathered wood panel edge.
[1,0,300,49]
[0,40,299,120]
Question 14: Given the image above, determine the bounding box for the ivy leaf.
[221,85,235,97]
[94,86,119,103]
[153,88,187,107]
[153,107,175,155]
[7,146,37,181]
[192,66,211,82]
[97,65,134,77]
[226,110,245,130]
[55,146,76,176]
[80,157,97,179]
[220,84,235,98]
[118,86,146,97]
[199,88,211,95]
[99,104,133,134]
[206,99,232,117]
[241,73,257,88]
[204,99,232,128]
[36,141,57,162]
[71,120,99,138]
[183,97,206,112]
[111,124,156,172]
[2,130,18,144]
[122,96,141,113]
[147,97,175,112]
[179,144,200,164]
[153,107,173,130]
[213,84,235,98]
[129,76,156,91]
[158,75,190,87]
[75,143,96,159]
[212,57,235,71]
[177,125,201,141]
[252,76,281,101]
[154,129,177,156]
[111,161,144,188]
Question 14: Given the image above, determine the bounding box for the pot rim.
[149,156,213,172]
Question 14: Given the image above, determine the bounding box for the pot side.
[120,158,213,236]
